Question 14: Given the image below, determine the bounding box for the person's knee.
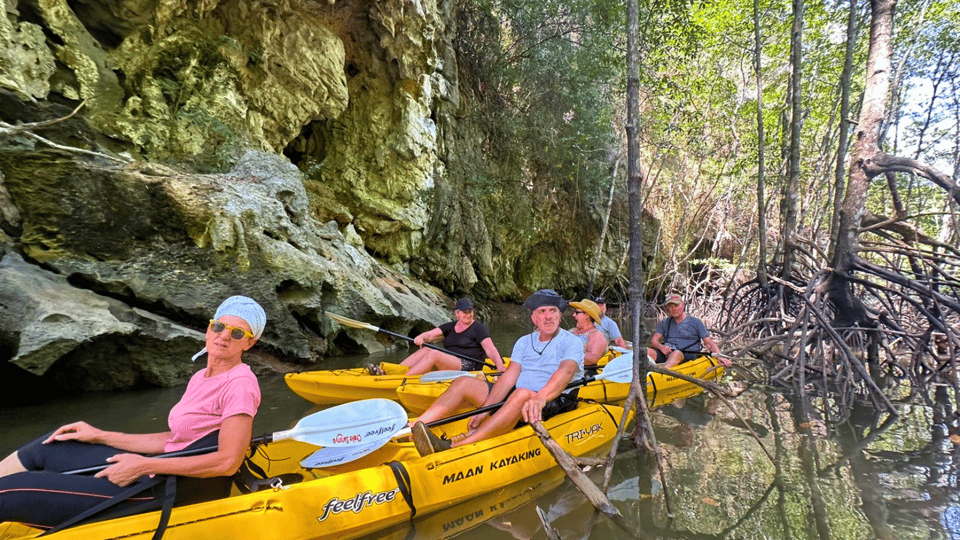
[0,452,27,477]
[447,378,489,403]
[664,352,683,367]
[509,388,537,405]
[449,376,480,391]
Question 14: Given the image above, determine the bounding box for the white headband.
[192,296,267,361]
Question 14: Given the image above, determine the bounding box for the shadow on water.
[3,316,960,540]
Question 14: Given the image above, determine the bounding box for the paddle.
[612,345,717,365]
[609,345,655,365]
[301,353,637,468]
[418,369,503,383]
[326,312,499,370]
[66,399,409,475]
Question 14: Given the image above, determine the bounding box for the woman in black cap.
[409,289,584,455]
[391,297,505,376]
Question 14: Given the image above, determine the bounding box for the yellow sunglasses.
[208,320,255,340]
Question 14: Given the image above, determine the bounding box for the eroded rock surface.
[0,149,450,388]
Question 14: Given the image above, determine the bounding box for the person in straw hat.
[568,299,609,372]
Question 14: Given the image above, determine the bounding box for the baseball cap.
[663,294,683,306]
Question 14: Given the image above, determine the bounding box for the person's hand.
[659,345,672,355]
[467,412,490,432]
[413,334,425,347]
[717,355,732,367]
[94,453,149,487]
[521,396,547,424]
[44,421,103,445]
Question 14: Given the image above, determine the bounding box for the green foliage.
[452,0,626,269]
[890,1,960,166]
[450,0,958,293]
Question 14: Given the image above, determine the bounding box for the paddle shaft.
[63,433,277,476]
[425,369,614,428]
[655,347,707,355]
[300,354,635,468]
[373,326,499,370]
[326,312,498,370]
[420,370,505,383]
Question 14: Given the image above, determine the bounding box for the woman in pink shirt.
[0,296,264,531]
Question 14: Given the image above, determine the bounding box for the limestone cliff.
[0,0,644,390]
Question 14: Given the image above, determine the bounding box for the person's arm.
[44,422,170,454]
[613,336,627,348]
[413,327,444,347]
[480,337,506,371]
[94,414,254,487]
[583,332,607,365]
[521,359,578,424]
[650,332,671,355]
[702,336,729,366]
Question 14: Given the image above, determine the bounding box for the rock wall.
[0,0,643,390]
[0,148,452,391]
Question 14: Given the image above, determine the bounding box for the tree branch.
[865,153,959,205]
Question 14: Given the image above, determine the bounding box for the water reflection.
[428,385,960,540]
[2,319,960,540]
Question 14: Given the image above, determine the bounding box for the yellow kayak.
[365,467,569,540]
[284,360,504,405]
[285,349,620,408]
[1,402,628,540]
[397,355,723,414]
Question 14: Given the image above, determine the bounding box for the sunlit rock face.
[0,0,643,390]
[2,0,481,282]
[65,0,350,159]
[0,0,454,375]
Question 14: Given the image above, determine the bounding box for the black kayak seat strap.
[41,475,175,539]
[151,475,177,540]
[388,461,416,519]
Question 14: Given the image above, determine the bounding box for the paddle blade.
[594,353,635,383]
[300,437,391,469]
[272,398,409,447]
[419,370,479,383]
[301,425,415,468]
[325,312,378,331]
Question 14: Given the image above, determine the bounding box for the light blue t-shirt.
[598,316,622,341]
[510,329,584,392]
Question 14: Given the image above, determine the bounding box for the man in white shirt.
[411,289,584,455]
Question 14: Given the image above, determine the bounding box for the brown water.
[3,318,959,540]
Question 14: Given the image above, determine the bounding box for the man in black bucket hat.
[410,289,584,455]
